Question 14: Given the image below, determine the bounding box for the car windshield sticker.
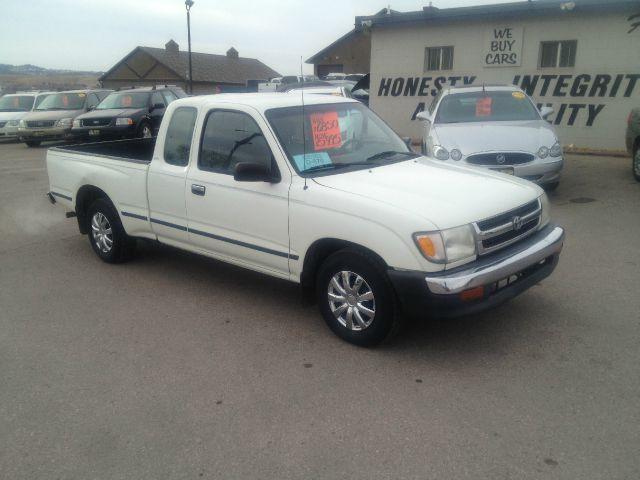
[310,111,342,150]
[293,152,332,171]
[476,96,492,116]
[122,95,133,107]
[12,97,19,107]
[62,95,69,107]
[512,91,526,100]
[78,93,86,97]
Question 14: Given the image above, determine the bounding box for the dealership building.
[312,0,640,151]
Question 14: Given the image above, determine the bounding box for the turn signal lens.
[413,232,446,263]
[460,286,484,302]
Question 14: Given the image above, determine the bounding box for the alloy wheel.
[91,212,113,253]
[327,270,376,331]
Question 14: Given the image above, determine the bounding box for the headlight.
[432,145,449,161]
[537,146,549,158]
[116,118,134,126]
[414,224,477,264]
[73,119,81,128]
[539,193,551,228]
[19,120,26,128]
[549,141,562,157]
[56,118,73,127]
[450,149,463,161]
[6,120,20,127]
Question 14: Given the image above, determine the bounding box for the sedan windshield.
[0,95,35,112]
[36,93,86,111]
[266,102,417,176]
[97,92,150,110]
[436,91,541,124]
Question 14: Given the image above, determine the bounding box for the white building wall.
[369,10,640,150]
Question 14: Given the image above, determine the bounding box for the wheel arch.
[75,185,117,234]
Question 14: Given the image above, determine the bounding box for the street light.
[185,0,194,94]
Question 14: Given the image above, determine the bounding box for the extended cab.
[46,94,565,346]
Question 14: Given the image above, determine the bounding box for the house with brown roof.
[99,40,280,93]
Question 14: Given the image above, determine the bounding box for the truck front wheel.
[316,249,400,347]
[87,198,136,263]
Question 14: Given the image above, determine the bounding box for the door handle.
[191,184,206,196]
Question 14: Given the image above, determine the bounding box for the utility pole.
[185,0,194,94]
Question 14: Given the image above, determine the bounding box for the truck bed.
[52,138,155,163]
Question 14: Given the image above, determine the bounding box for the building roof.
[100,43,280,85]
[355,0,639,28]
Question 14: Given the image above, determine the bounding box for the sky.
[3,0,505,75]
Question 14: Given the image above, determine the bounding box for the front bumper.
[71,124,137,139]
[0,124,20,138]
[456,155,564,186]
[388,224,564,318]
[18,126,73,141]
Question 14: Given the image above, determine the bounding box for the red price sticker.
[476,96,492,117]
[310,111,342,151]
[122,95,133,107]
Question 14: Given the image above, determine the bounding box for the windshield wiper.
[365,151,419,162]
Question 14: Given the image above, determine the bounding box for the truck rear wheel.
[87,198,136,263]
[316,248,400,347]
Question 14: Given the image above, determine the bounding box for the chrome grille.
[26,120,55,128]
[473,199,541,255]
[82,118,111,127]
[466,152,534,166]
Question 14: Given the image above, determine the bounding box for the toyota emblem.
[512,215,524,231]
[496,154,506,164]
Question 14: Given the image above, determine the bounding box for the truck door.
[147,106,198,247]
[185,106,292,277]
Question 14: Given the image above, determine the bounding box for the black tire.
[633,145,640,182]
[316,248,400,347]
[25,140,41,147]
[87,198,136,263]
[137,121,152,139]
[544,181,559,192]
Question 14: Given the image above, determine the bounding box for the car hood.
[432,120,557,154]
[0,111,29,121]
[78,108,144,119]
[313,157,542,230]
[23,109,85,121]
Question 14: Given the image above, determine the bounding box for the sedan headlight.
[432,145,449,161]
[537,146,549,159]
[6,120,20,127]
[19,120,26,128]
[539,193,551,228]
[56,118,73,127]
[414,224,477,264]
[549,141,562,157]
[115,117,134,126]
[73,119,81,128]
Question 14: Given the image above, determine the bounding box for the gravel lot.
[1,139,639,479]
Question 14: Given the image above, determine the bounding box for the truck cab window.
[164,107,197,166]
[151,92,165,108]
[199,110,274,175]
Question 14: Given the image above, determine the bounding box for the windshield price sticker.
[292,152,332,171]
[476,96,493,116]
[512,91,525,100]
[311,111,342,151]
[122,96,133,107]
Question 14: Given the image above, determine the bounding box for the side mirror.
[88,105,96,111]
[233,161,278,183]
[150,103,165,111]
[416,111,432,122]
[540,106,554,119]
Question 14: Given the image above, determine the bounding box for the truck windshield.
[0,95,35,112]
[436,91,541,124]
[97,92,150,110]
[36,93,86,111]
[266,102,417,176]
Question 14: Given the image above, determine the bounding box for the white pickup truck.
[47,93,565,346]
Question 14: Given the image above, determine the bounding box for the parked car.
[285,84,352,98]
[46,93,564,347]
[350,73,370,107]
[18,89,112,146]
[345,73,366,82]
[0,91,55,140]
[417,85,564,190]
[324,73,347,80]
[626,107,640,181]
[280,75,319,85]
[71,86,186,141]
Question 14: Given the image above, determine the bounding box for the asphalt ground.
[1,139,639,479]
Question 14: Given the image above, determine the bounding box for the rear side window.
[164,107,197,166]
[161,90,178,104]
[151,92,165,108]
[199,110,273,174]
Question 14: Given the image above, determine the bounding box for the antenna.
[300,56,308,190]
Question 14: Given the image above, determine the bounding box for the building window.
[539,40,577,68]
[425,46,454,71]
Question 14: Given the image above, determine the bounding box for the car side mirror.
[150,103,165,111]
[540,106,554,119]
[88,105,96,111]
[416,111,432,122]
[233,161,278,183]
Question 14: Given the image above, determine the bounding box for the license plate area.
[89,129,101,136]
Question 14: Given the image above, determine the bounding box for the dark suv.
[71,86,186,140]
